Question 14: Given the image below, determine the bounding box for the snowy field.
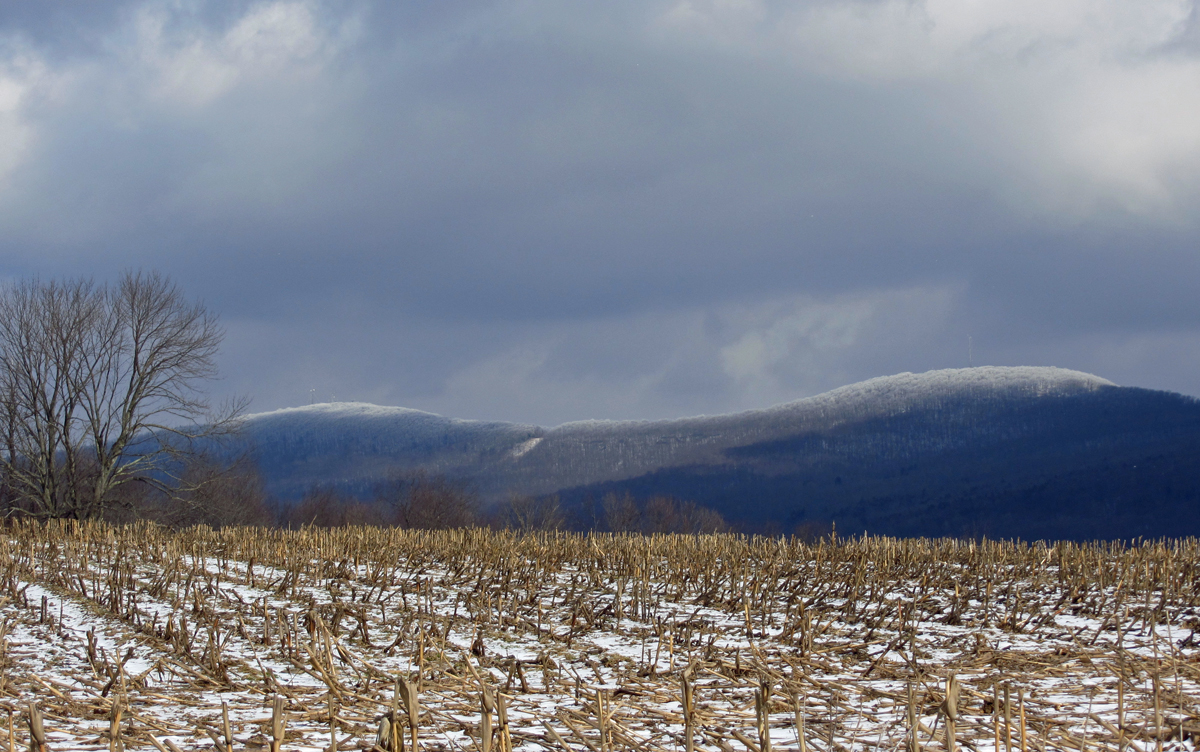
[0,522,1194,752]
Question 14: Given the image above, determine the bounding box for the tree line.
[273,476,728,534]
[104,462,732,533]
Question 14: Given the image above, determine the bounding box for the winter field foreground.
[0,523,1195,752]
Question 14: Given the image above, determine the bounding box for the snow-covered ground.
[0,523,1193,752]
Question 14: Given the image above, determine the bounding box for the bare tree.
[601,491,641,532]
[283,485,388,529]
[0,272,243,519]
[598,492,728,534]
[287,486,351,529]
[154,456,273,529]
[643,495,728,534]
[494,493,565,532]
[0,279,102,516]
[376,471,478,529]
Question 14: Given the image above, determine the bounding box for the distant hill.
[237,367,1200,539]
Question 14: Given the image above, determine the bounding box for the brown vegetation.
[0,522,1193,750]
[600,492,728,534]
[492,494,566,532]
[379,472,480,530]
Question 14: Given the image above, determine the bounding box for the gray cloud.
[1,0,1199,424]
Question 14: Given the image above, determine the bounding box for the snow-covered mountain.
[235,365,1200,538]
[235,402,540,497]
[238,366,1114,497]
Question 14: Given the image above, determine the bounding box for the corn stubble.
[0,521,1192,751]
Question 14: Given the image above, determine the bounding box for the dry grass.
[0,521,1193,751]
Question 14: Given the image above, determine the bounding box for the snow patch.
[510,437,543,459]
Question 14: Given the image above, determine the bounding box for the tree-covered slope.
[238,367,1200,538]
[556,383,1200,539]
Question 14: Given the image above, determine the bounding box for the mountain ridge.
[242,365,1115,429]
[239,366,1117,497]
[235,367,1200,539]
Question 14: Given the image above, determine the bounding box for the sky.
[3,0,1200,426]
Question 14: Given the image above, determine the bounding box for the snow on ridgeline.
[787,365,1115,415]
[548,366,1116,435]
[240,401,511,427]
[236,402,541,468]
[239,367,1115,434]
[501,366,1122,495]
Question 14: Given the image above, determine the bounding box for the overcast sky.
[2,0,1200,425]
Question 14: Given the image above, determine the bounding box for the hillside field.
[0,522,1194,751]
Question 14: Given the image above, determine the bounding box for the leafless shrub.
[376,472,478,529]
[643,495,728,534]
[791,519,834,543]
[601,491,727,533]
[601,492,641,532]
[492,494,565,531]
[152,456,273,529]
[285,486,387,529]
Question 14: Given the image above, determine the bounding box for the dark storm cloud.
[1,0,1199,424]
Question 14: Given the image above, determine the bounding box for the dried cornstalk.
[271,695,287,752]
[755,679,772,752]
[497,692,512,752]
[399,674,420,752]
[681,675,695,752]
[793,693,807,752]
[942,674,958,752]
[26,703,45,752]
[108,702,123,752]
[481,687,494,752]
[221,701,232,751]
